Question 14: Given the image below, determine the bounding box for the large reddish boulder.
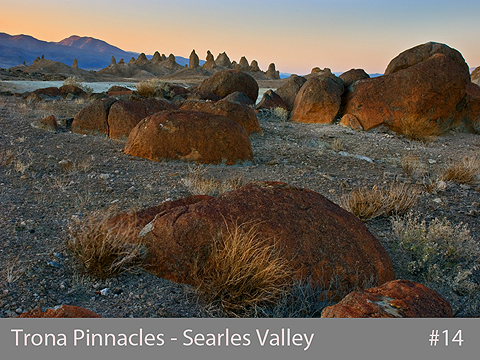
[222,91,255,106]
[31,114,59,133]
[256,90,288,112]
[180,98,261,135]
[137,181,395,290]
[339,69,370,88]
[291,75,344,124]
[72,97,117,136]
[107,98,178,140]
[195,70,259,103]
[339,113,363,131]
[459,82,480,133]
[385,41,469,76]
[17,305,101,318]
[107,195,212,234]
[321,279,453,318]
[33,87,62,98]
[124,110,253,165]
[59,85,86,98]
[275,75,307,111]
[343,53,470,134]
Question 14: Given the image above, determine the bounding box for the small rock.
[433,198,442,204]
[428,159,437,164]
[46,261,63,269]
[16,308,23,314]
[460,184,471,190]
[436,181,447,191]
[100,288,109,296]
[100,173,111,180]
[53,252,63,260]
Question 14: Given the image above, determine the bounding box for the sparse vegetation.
[63,76,93,93]
[401,154,425,177]
[181,165,247,196]
[67,209,147,278]
[389,212,480,316]
[439,156,480,185]
[1,256,25,284]
[340,181,421,221]
[0,148,15,167]
[259,107,289,123]
[135,78,169,98]
[330,138,345,151]
[192,221,293,317]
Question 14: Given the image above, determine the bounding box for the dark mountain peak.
[55,35,124,54]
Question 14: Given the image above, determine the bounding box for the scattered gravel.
[1,95,479,317]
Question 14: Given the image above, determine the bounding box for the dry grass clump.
[330,138,345,152]
[135,78,169,98]
[59,157,93,173]
[181,165,247,197]
[340,181,421,221]
[401,154,425,177]
[0,148,16,167]
[193,222,293,317]
[390,212,480,316]
[1,255,25,284]
[439,156,480,185]
[67,209,146,278]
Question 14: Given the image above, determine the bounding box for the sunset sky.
[1,0,479,75]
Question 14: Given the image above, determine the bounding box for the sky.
[1,0,479,75]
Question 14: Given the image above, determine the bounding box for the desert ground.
[0,78,479,318]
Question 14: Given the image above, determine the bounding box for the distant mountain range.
[0,32,191,70]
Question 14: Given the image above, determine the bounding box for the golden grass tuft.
[439,156,480,185]
[181,165,247,197]
[330,138,345,151]
[67,209,146,278]
[135,78,168,98]
[401,154,424,177]
[193,222,293,316]
[340,181,421,221]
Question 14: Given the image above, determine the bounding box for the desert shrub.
[390,212,480,317]
[135,78,169,98]
[67,209,146,278]
[439,156,480,185]
[192,222,293,317]
[259,107,289,123]
[63,76,93,93]
[340,181,421,221]
[181,165,247,197]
